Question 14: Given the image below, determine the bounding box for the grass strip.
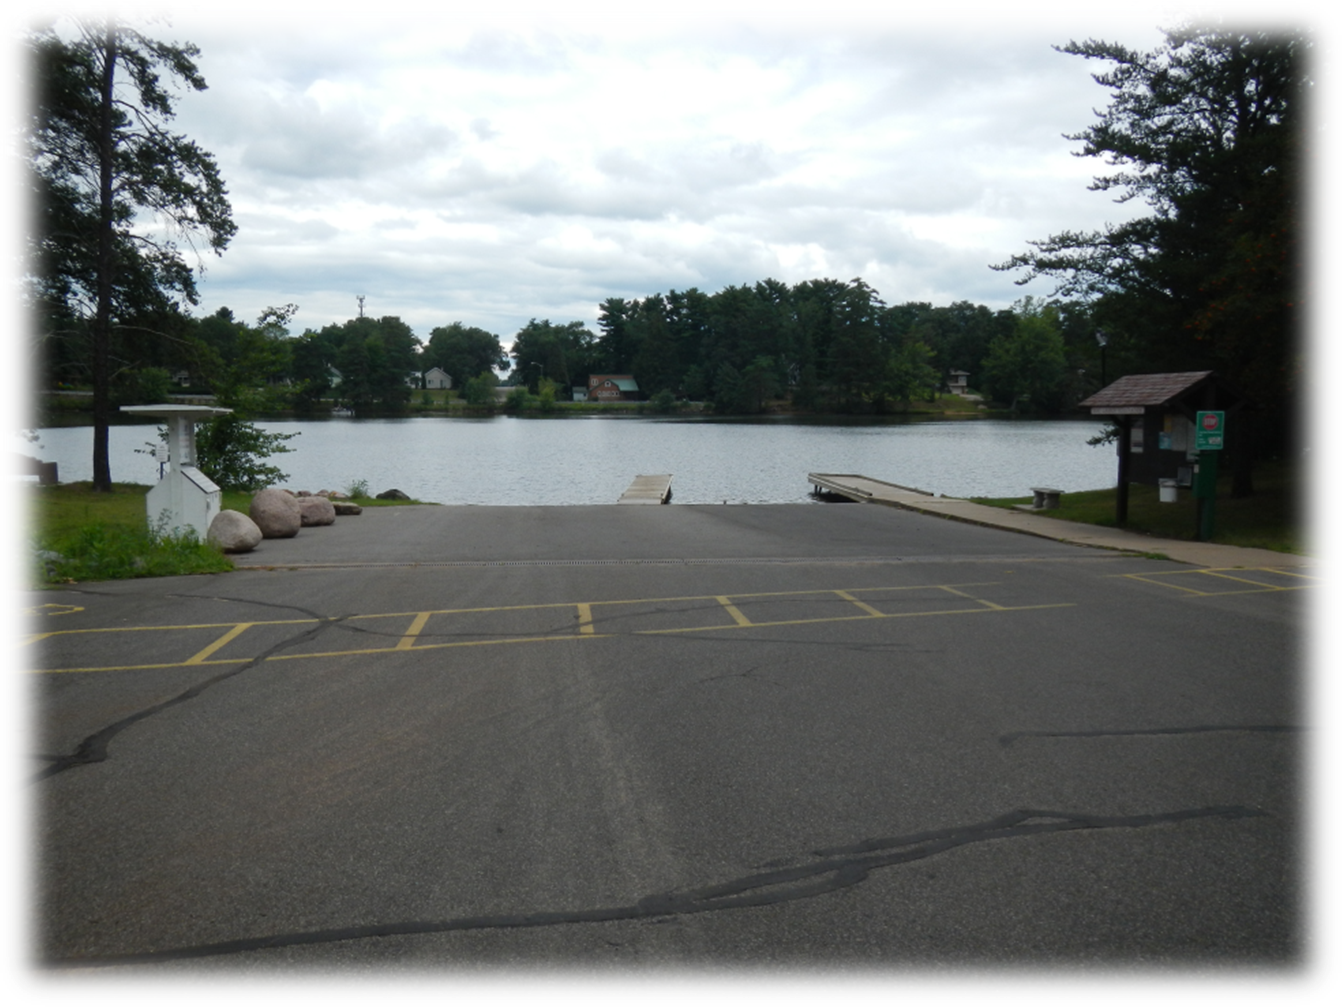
[27,482,432,585]
[970,459,1305,554]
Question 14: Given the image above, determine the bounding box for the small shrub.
[649,389,678,414]
[196,415,298,491]
[463,371,499,406]
[346,478,371,498]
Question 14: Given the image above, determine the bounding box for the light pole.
[1095,329,1109,388]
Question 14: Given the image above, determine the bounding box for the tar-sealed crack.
[44,804,1264,967]
[999,726,1302,747]
[34,603,342,783]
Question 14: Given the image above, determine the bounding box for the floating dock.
[808,473,936,504]
[617,474,673,504]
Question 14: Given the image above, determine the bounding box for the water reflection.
[26,415,1116,505]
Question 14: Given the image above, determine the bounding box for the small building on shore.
[423,367,451,390]
[585,375,641,402]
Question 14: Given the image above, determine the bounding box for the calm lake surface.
[25,415,1118,505]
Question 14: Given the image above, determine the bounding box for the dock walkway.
[807,472,1310,568]
[617,474,673,505]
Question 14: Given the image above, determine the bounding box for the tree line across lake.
[42,283,1115,418]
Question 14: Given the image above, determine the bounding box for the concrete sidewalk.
[808,473,1312,569]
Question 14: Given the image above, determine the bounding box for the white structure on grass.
[120,404,232,542]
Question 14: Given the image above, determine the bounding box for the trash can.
[1158,478,1179,503]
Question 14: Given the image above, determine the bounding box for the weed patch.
[37,522,232,584]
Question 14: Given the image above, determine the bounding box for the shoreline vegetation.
[26,455,1303,587]
[32,389,1003,427]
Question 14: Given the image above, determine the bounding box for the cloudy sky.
[12,2,1322,351]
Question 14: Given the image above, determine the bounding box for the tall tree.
[192,304,295,404]
[979,298,1068,412]
[322,316,421,411]
[27,18,235,490]
[595,298,634,373]
[422,323,506,388]
[995,26,1306,451]
[510,320,597,392]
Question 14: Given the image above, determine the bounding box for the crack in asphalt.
[998,726,1303,747]
[44,804,1263,968]
[34,608,342,782]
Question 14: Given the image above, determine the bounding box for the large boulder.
[249,488,302,539]
[332,501,363,516]
[298,495,336,526]
[207,510,263,553]
[376,488,411,501]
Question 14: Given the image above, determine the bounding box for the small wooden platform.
[618,474,673,504]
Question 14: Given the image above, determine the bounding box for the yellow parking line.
[1111,566,1317,596]
[1196,570,1301,590]
[4,630,55,654]
[396,612,433,650]
[40,659,250,674]
[28,617,320,641]
[1184,586,1306,597]
[1268,569,1318,580]
[272,632,612,661]
[1118,573,1207,594]
[716,596,754,627]
[641,602,1073,634]
[834,589,885,617]
[938,585,1006,610]
[24,581,1069,674]
[184,623,254,665]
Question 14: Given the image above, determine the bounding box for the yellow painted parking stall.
[25,580,1075,675]
[1107,566,1318,597]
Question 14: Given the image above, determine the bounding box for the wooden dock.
[617,474,673,504]
[808,473,936,504]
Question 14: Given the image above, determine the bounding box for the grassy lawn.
[971,458,1306,555]
[26,482,432,584]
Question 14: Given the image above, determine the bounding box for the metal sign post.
[1193,411,1225,541]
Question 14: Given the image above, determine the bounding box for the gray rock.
[332,501,363,515]
[376,488,411,500]
[208,510,263,553]
[298,495,337,526]
[249,487,302,539]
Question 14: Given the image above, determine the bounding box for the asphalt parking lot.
[26,504,1309,970]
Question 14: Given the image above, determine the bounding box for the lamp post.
[526,361,543,393]
[1095,330,1109,388]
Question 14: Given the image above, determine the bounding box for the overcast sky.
[12,2,1323,351]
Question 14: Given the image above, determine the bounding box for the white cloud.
[17,1,1312,346]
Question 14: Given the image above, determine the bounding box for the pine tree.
[995,26,1306,451]
[27,18,235,489]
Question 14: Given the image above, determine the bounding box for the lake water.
[23,415,1118,505]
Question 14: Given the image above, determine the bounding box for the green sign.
[1195,411,1225,450]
